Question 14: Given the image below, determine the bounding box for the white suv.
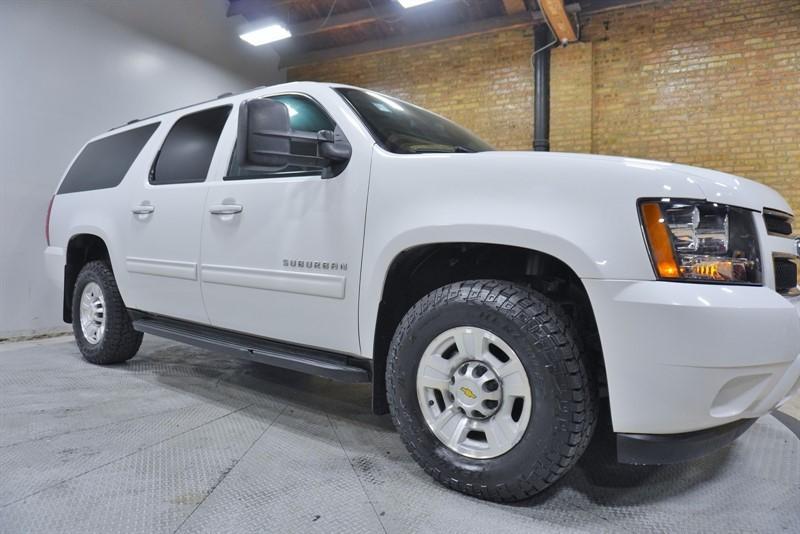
[44,82,800,502]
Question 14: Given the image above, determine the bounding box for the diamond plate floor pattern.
[0,336,798,533]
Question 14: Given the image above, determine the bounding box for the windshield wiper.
[408,145,477,154]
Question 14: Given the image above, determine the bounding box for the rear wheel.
[72,261,142,364]
[386,280,596,502]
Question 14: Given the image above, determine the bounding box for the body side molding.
[201,264,346,299]
[126,257,198,280]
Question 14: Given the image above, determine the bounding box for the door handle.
[209,204,243,215]
[131,204,155,215]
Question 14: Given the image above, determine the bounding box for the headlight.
[639,199,762,284]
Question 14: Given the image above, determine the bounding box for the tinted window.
[226,95,335,181]
[271,94,335,133]
[57,123,159,195]
[151,106,231,185]
[336,88,493,154]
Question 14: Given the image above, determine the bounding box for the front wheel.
[72,261,142,364]
[386,280,596,502]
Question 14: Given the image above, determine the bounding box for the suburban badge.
[283,259,347,272]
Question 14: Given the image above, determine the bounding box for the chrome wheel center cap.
[448,361,502,419]
[416,326,533,459]
[79,282,106,345]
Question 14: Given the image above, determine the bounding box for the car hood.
[651,159,789,214]
[487,151,792,215]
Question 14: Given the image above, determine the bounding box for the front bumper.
[584,279,800,435]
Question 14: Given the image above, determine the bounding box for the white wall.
[0,1,282,338]
[87,0,284,83]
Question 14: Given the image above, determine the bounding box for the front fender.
[358,224,599,359]
[357,147,706,359]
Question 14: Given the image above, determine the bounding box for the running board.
[130,312,371,383]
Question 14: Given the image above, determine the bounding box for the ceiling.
[84,0,651,77]
[226,0,652,67]
[233,0,509,50]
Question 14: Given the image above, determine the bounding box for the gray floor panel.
[0,402,241,507]
[0,404,280,533]
[0,386,201,448]
[0,336,798,533]
[175,406,386,534]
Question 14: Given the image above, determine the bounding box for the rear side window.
[151,105,232,185]
[57,123,159,195]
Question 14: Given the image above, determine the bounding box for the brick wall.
[551,42,593,153]
[588,0,800,209]
[289,0,800,210]
[291,30,537,150]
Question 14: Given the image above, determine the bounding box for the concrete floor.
[1,335,798,534]
[781,390,800,420]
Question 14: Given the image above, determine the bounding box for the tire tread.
[386,279,597,502]
[72,261,142,365]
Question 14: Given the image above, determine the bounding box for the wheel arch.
[367,240,605,415]
[64,233,111,323]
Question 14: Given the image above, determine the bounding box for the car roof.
[104,81,352,137]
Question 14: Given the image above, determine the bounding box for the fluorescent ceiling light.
[398,0,436,8]
[239,24,291,46]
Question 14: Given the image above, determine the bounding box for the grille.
[763,209,793,236]
[774,257,799,295]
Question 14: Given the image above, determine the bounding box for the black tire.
[386,280,597,502]
[72,261,142,365]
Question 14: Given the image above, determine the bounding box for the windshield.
[336,88,494,154]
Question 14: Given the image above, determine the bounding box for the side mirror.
[237,99,352,178]
[241,99,291,169]
[318,129,352,163]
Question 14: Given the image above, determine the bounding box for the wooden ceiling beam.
[231,0,462,37]
[227,0,287,19]
[280,9,534,68]
[290,2,399,35]
[502,0,528,15]
[537,0,578,42]
[266,0,655,68]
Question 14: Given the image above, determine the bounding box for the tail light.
[45,195,54,246]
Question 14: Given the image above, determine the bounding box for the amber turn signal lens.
[640,202,680,279]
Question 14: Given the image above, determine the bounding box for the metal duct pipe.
[533,23,554,152]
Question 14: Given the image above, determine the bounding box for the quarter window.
[58,123,159,195]
[151,106,232,185]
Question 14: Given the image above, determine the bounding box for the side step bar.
[131,312,371,383]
